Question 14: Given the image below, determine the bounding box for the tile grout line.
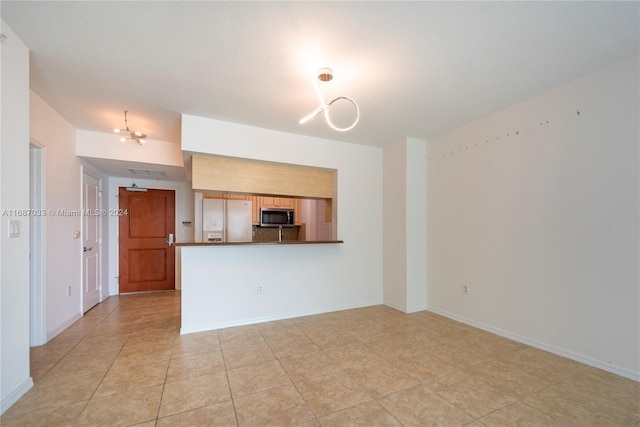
[48,300,129,426]
[153,317,180,426]
[220,336,243,427]
[262,329,321,426]
[9,295,637,426]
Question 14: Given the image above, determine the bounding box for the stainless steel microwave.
[260,208,294,227]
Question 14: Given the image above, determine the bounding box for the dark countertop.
[176,240,343,247]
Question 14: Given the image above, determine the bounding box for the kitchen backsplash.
[253,225,302,242]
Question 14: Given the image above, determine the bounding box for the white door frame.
[29,143,46,346]
[81,168,103,312]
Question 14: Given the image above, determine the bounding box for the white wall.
[426,56,639,380]
[76,129,183,167]
[0,21,33,414]
[106,177,194,294]
[383,138,428,313]
[405,138,427,311]
[382,139,407,310]
[30,92,87,339]
[180,115,383,332]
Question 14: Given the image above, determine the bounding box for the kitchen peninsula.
[176,240,343,246]
[179,238,347,335]
[175,115,383,339]
[180,153,358,334]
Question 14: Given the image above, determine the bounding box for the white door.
[83,172,101,312]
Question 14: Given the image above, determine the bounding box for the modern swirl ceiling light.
[299,68,359,132]
[113,110,147,145]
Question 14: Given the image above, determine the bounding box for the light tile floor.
[2,291,638,426]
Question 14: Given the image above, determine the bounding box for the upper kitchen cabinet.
[251,195,261,225]
[202,192,249,200]
[260,196,294,209]
[226,194,250,200]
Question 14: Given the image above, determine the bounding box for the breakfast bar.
[177,240,359,336]
[176,240,343,247]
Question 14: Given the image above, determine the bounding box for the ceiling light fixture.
[299,68,359,132]
[114,110,146,145]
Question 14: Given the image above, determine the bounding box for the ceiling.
[2,1,638,152]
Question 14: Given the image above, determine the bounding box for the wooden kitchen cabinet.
[259,196,293,208]
[291,198,301,224]
[324,198,332,222]
[226,194,249,200]
[277,197,295,209]
[203,193,249,200]
[251,196,261,225]
[260,196,296,211]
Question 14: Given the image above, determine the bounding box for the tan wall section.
[192,154,335,198]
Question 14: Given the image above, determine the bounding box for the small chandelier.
[299,68,359,132]
[114,110,146,145]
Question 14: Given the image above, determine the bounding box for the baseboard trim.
[0,377,33,415]
[46,313,82,342]
[427,306,640,382]
[383,301,427,314]
[383,301,407,312]
[405,304,427,314]
[181,299,384,335]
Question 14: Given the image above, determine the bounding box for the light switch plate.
[9,220,20,238]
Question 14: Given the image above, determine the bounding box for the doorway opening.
[29,144,46,346]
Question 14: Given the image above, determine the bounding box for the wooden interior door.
[119,187,175,293]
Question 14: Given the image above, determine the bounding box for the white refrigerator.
[202,198,253,243]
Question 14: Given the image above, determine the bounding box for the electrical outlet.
[257,284,264,294]
[462,285,469,295]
